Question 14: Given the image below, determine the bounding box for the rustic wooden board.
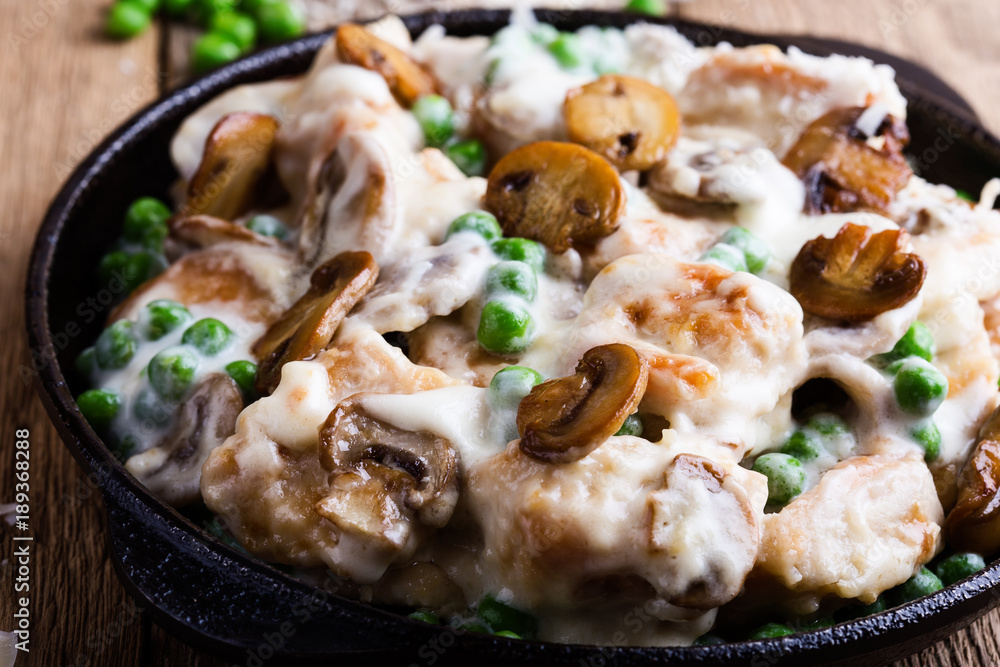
[4,0,1000,665]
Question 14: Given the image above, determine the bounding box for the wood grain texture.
[3,1,999,666]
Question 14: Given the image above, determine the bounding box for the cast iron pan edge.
[24,8,1000,666]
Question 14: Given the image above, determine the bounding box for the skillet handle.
[100,473,421,663]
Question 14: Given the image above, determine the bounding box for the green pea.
[131,0,162,12]
[133,387,173,426]
[246,214,288,239]
[76,346,96,378]
[805,412,849,437]
[408,610,440,625]
[753,453,805,506]
[836,595,887,622]
[693,633,726,646]
[445,139,487,177]
[210,11,257,52]
[781,430,823,461]
[477,300,535,355]
[115,433,140,460]
[77,389,122,429]
[494,630,522,639]
[491,238,545,273]
[182,318,233,356]
[486,261,538,302]
[124,198,171,245]
[446,211,502,242]
[911,422,941,462]
[148,346,199,401]
[624,0,668,15]
[123,251,167,291]
[955,189,975,202]
[142,299,192,340]
[746,622,795,640]
[881,322,935,364]
[615,413,644,437]
[893,358,948,415]
[192,32,242,72]
[412,95,456,148]
[106,1,152,39]
[700,243,748,273]
[477,595,537,637]
[256,1,305,42]
[95,320,139,370]
[241,0,281,14]
[98,250,130,287]
[191,0,236,25]
[891,567,943,604]
[164,0,194,16]
[720,226,770,274]
[488,366,544,412]
[225,360,258,399]
[547,32,586,69]
[934,552,986,586]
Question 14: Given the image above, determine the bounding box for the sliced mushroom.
[167,214,279,256]
[297,133,397,268]
[564,74,681,172]
[124,374,243,507]
[316,397,459,550]
[517,344,649,463]
[946,405,1000,554]
[252,251,378,394]
[789,223,926,322]
[782,106,912,215]
[335,22,439,108]
[484,141,626,253]
[185,112,280,220]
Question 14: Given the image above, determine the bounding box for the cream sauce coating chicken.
[78,11,1000,647]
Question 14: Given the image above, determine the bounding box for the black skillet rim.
[24,8,1000,666]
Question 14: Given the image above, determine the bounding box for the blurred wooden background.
[2,0,999,665]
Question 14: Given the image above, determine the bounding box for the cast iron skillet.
[25,8,1000,666]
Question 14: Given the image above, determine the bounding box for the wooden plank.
[0,0,161,664]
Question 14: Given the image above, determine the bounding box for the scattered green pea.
[625,0,668,15]
[805,412,849,437]
[486,261,538,302]
[747,622,795,640]
[98,250,131,287]
[192,0,236,25]
[836,595,887,622]
[445,139,487,177]
[477,595,537,637]
[182,318,233,356]
[955,189,976,203]
[106,1,152,39]
[893,358,948,415]
[547,32,585,69]
[911,421,941,462]
[494,630,522,639]
[408,610,440,625]
[148,346,199,401]
[615,413,643,437]
[245,214,288,239]
[478,300,535,355]
[95,320,139,370]
[164,0,194,16]
[256,1,305,43]
[115,433,140,460]
[123,251,167,290]
[77,389,122,429]
[753,452,806,506]
[891,567,943,604]
[142,299,192,340]
[133,386,174,426]
[192,32,242,72]
[719,226,770,274]
[934,552,986,586]
[412,95,456,148]
[209,11,257,52]
[693,633,726,646]
[491,238,545,273]
[76,346,96,378]
[123,197,171,245]
[781,429,823,461]
[699,243,748,273]
[488,366,544,412]
[131,0,162,12]
[225,360,258,399]
[446,211,502,242]
[880,322,935,364]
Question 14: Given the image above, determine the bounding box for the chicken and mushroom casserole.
[74,11,1000,645]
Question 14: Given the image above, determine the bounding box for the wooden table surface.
[3,1,1000,665]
